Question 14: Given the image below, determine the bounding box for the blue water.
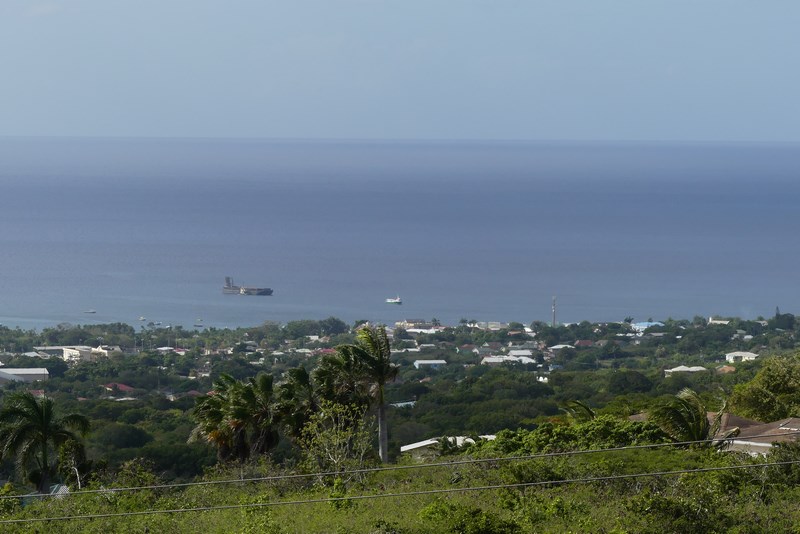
[1,137,798,331]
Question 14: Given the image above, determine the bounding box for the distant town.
[0,314,780,391]
[1,311,799,530]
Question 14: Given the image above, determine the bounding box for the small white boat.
[138,316,146,321]
[84,309,97,314]
[385,296,402,305]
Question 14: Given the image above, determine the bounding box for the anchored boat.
[223,277,273,296]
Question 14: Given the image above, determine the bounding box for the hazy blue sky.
[2,1,799,141]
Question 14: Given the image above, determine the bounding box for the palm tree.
[238,373,280,456]
[334,325,398,463]
[190,373,281,462]
[314,347,371,409]
[277,367,320,441]
[562,400,596,422]
[649,388,739,447]
[190,373,247,461]
[0,392,90,493]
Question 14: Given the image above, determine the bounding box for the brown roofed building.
[726,418,800,455]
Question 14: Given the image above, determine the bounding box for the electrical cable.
[1,430,796,501]
[2,458,798,525]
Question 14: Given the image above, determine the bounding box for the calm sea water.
[0,137,798,331]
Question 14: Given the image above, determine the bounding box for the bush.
[418,499,520,534]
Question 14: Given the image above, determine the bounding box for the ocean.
[1,137,799,332]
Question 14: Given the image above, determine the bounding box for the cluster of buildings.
[29,344,124,363]
[0,344,124,387]
[663,351,760,377]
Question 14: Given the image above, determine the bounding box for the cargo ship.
[223,277,273,296]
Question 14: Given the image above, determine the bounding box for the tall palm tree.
[333,325,398,463]
[314,348,371,409]
[649,388,739,447]
[0,392,90,493]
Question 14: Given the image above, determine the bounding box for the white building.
[61,346,94,363]
[725,351,759,363]
[481,355,537,366]
[664,365,707,377]
[400,435,496,460]
[413,360,447,370]
[34,346,95,363]
[0,368,49,384]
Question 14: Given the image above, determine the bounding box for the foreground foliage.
[2,415,800,533]
[0,392,90,493]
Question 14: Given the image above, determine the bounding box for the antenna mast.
[552,296,557,327]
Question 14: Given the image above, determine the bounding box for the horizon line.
[1,134,800,147]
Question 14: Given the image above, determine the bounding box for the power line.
[2,430,797,502]
[2,459,799,525]
[1,429,797,506]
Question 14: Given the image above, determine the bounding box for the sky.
[1,1,799,142]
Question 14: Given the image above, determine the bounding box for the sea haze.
[0,137,798,331]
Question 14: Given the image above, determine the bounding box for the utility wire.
[0,430,797,501]
[2,459,799,525]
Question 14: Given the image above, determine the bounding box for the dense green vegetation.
[0,312,799,531]
[3,414,800,532]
